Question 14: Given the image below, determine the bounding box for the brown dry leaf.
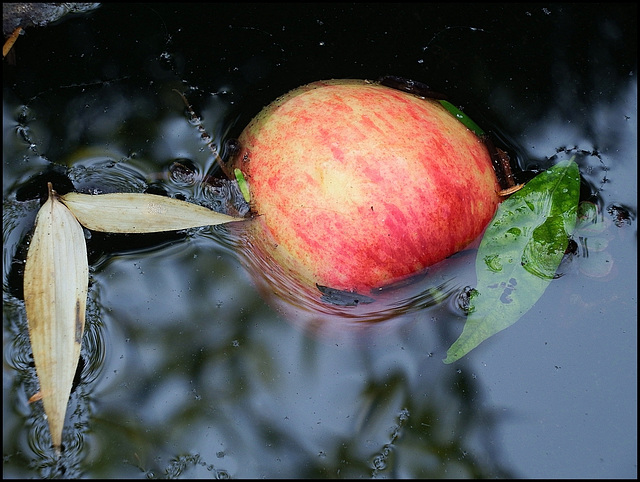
[24,183,89,451]
[60,192,245,233]
[3,26,22,58]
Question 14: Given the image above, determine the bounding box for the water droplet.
[168,158,198,186]
[372,455,386,470]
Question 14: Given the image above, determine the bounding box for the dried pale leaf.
[60,192,245,233]
[24,183,88,450]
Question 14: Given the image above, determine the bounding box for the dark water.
[3,3,636,478]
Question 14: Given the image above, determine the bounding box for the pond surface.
[3,3,636,478]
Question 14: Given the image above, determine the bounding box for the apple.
[230,79,501,306]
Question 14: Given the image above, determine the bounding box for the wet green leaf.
[444,159,580,363]
[438,100,485,138]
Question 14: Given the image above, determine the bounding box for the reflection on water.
[3,287,103,478]
[2,86,510,476]
[224,217,478,342]
[3,3,636,479]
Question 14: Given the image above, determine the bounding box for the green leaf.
[234,168,251,203]
[443,159,581,363]
[438,100,485,138]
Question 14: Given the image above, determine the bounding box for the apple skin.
[230,79,501,299]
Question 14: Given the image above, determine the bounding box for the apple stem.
[482,135,518,190]
[173,89,233,180]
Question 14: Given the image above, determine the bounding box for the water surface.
[3,3,636,478]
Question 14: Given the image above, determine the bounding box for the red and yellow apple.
[230,79,501,306]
